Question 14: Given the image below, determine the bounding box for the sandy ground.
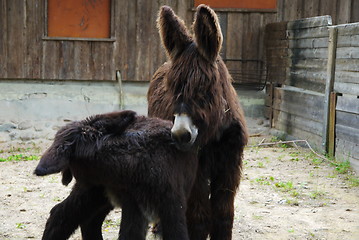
[1,138,359,240]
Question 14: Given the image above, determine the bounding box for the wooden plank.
[335,138,359,161]
[25,1,43,79]
[273,120,323,149]
[148,0,162,79]
[351,0,359,23]
[334,82,359,95]
[134,0,152,81]
[336,47,359,59]
[59,41,74,80]
[273,109,323,136]
[266,29,289,40]
[319,0,338,24]
[0,0,7,78]
[336,95,359,114]
[266,48,288,58]
[336,110,359,129]
[336,0,351,24]
[302,0,320,19]
[337,34,359,47]
[288,48,328,59]
[276,0,285,21]
[289,58,327,69]
[114,0,128,80]
[289,37,329,49]
[272,87,324,120]
[217,12,227,59]
[125,0,137,80]
[335,58,359,71]
[336,22,359,35]
[288,69,327,85]
[265,21,288,31]
[7,0,25,78]
[335,71,359,84]
[287,15,332,30]
[286,26,330,40]
[226,12,243,59]
[73,41,91,80]
[266,39,289,49]
[285,0,303,21]
[336,124,359,143]
[287,74,326,93]
[42,41,61,79]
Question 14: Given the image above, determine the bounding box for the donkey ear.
[157,5,193,59]
[193,4,223,62]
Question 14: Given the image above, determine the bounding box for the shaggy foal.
[34,110,198,240]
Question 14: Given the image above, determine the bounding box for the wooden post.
[328,92,337,157]
[116,70,124,110]
[322,27,338,152]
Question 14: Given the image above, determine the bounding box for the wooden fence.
[265,16,359,171]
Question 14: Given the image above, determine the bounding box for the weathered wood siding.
[333,22,359,169]
[0,0,192,82]
[266,16,359,170]
[0,0,358,82]
[265,16,332,149]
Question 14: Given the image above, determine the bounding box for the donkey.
[34,110,198,240]
[147,5,248,240]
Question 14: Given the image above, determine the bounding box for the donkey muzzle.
[171,113,198,151]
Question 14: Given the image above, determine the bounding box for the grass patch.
[0,154,40,162]
[274,181,294,192]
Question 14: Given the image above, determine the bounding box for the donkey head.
[158,5,226,149]
[34,110,137,177]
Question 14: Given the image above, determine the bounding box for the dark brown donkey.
[147,4,248,240]
[34,111,198,240]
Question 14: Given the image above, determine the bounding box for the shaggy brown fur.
[34,110,198,240]
[147,5,248,240]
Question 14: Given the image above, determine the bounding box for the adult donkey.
[148,4,248,240]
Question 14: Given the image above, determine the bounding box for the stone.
[18,121,32,130]
[0,123,16,132]
[19,131,35,141]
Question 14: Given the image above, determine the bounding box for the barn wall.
[0,0,192,82]
[1,0,357,82]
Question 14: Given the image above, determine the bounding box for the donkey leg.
[186,162,211,240]
[80,201,113,240]
[118,196,148,240]
[42,183,110,240]
[209,125,244,240]
[159,195,189,240]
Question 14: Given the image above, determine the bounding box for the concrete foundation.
[0,80,266,143]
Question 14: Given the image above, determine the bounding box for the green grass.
[274,181,294,192]
[0,154,40,162]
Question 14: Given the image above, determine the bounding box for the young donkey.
[34,110,198,240]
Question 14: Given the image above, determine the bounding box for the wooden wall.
[333,22,359,170]
[0,0,192,82]
[266,16,332,149]
[277,0,359,24]
[265,16,359,170]
[0,0,358,82]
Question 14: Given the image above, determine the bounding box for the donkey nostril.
[171,131,192,144]
[180,131,191,144]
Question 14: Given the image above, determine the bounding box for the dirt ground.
[1,137,359,240]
